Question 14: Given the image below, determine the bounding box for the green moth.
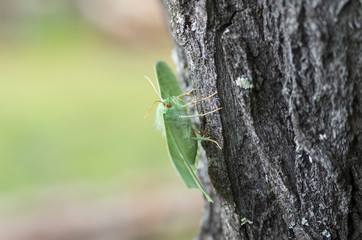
[146,61,221,202]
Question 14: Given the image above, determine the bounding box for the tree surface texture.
[160,0,361,239]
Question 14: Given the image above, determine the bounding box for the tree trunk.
[160,0,361,239]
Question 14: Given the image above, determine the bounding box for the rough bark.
[160,0,361,239]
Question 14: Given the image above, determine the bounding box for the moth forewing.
[164,117,213,202]
[164,123,198,189]
[163,112,198,166]
[155,61,183,99]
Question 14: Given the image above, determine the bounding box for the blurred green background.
[0,1,202,239]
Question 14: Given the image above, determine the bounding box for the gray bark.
[161,0,361,239]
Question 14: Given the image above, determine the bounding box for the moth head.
[163,100,172,108]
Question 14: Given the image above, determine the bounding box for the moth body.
[149,61,214,202]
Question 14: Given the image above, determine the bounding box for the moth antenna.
[144,100,164,119]
[155,75,160,95]
[145,76,162,100]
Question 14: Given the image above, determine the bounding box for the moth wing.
[164,120,213,202]
[155,61,183,99]
[164,116,197,166]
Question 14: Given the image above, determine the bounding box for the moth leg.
[180,107,222,118]
[193,129,202,135]
[176,89,194,101]
[192,136,222,149]
[183,92,217,107]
